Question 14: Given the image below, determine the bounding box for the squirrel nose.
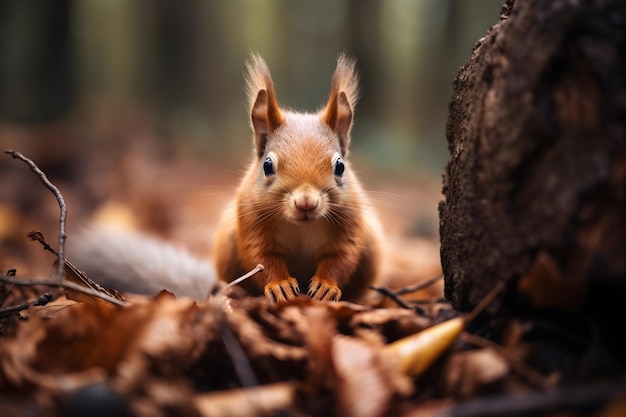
[294,194,319,212]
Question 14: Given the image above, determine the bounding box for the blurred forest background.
[0,0,504,279]
[0,0,504,172]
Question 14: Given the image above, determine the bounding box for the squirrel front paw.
[264,277,300,303]
[307,277,342,301]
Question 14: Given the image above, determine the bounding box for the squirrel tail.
[68,226,219,301]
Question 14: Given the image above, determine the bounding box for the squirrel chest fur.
[213,53,382,303]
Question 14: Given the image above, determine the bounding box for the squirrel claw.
[264,278,300,303]
[307,277,342,301]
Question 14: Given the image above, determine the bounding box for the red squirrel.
[212,53,382,302]
[70,53,383,303]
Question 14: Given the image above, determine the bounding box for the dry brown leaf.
[225,298,309,364]
[60,254,125,306]
[1,281,460,415]
[1,291,216,411]
[502,319,530,351]
[333,335,411,417]
[195,382,296,417]
[517,251,588,311]
[1,310,48,389]
[399,399,454,417]
[131,379,200,417]
[442,348,510,398]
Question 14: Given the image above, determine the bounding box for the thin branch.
[220,264,265,295]
[28,231,118,296]
[370,285,412,309]
[464,281,505,324]
[0,269,16,307]
[209,264,265,388]
[410,297,450,304]
[218,315,259,388]
[209,264,266,389]
[0,292,54,318]
[370,273,444,314]
[5,149,67,283]
[395,273,443,295]
[0,274,130,307]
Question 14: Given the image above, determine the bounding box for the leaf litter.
[1,148,625,417]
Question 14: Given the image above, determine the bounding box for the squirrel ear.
[251,89,283,156]
[323,54,359,156]
[247,54,284,157]
[324,91,353,156]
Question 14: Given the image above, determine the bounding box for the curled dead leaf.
[384,317,465,377]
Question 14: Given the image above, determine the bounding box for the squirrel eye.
[263,157,275,176]
[334,158,345,177]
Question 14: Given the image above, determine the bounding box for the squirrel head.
[245,52,358,158]
[243,53,362,224]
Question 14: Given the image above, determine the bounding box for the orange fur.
[213,53,382,303]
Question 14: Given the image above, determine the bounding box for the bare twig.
[464,281,505,324]
[213,264,264,387]
[0,292,54,318]
[395,273,443,295]
[0,269,16,307]
[0,274,129,307]
[370,285,412,309]
[5,149,67,282]
[28,231,121,298]
[220,264,264,295]
[370,273,444,314]
[218,315,259,388]
[4,150,127,308]
[410,297,450,304]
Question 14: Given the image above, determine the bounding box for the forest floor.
[0,129,624,417]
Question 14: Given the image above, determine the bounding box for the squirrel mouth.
[290,212,318,223]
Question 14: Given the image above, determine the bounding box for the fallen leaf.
[385,316,464,377]
[517,251,587,311]
[442,348,510,398]
[333,335,411,417]
[194,382,295,417]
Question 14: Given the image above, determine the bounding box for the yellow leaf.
[384,281,505,378]
[385,317,464,377]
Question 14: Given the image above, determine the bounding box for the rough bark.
[439,0,626,314]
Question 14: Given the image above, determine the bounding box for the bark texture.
[440,0,626,313]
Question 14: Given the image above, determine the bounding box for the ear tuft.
[322,53,359,156]
[246,53,284,157]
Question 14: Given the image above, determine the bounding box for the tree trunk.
[439,0,626,320]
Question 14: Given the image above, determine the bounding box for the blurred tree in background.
[0,0,503,178]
